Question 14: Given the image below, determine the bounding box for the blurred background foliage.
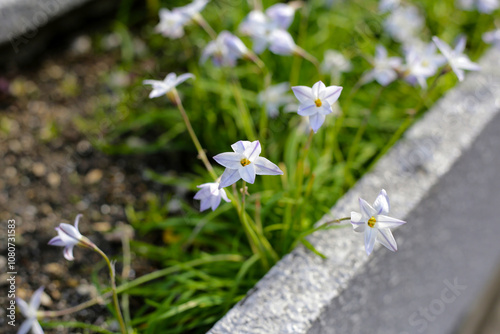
[69,0,495,332]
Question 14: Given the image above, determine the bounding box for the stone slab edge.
[208,47,500,334]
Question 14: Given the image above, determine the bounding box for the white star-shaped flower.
[201,31,248,67]
[143,73,195,99]
[351,189,407,255]
[155,9,188,39]
[258,82,295,118]
[403,41,446,88]
[432,36,480,82]
[16,287,44,334]
[483,29,500,49]
[362,45,403,86]
[213,140,283,188]
[291,81,343,133]
[48,214,94,261]
[194,182,230,211]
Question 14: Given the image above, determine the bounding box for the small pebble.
[85,169,103,184]
[47,172,61,188]
[32,162,46,177]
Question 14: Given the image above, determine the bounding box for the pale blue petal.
[373,189,390,215]
[377,228,398,252]
[29,286,44,310]
[291,86,314,103]
[219,168,241,188]
[239,164,256,184]
[311,81,325,99]
[254,157,283,175]
[231,140,251,153]
[31,320,44,334]
[48,236,65,246]
[377,215,406,229]
[213,152,243,169]
[16,298,29,317]
[359,198,376,219]
[243,141,261,161]
[64,245,75,261]
[365,227,377,255]
[297,102,317,116]
[17,319,34,334]
[321,85,343,105]
[309,113,326,133]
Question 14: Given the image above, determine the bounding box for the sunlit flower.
[362,45,403,86]
[155,9,187,39]
[194,182,230,211]
[403,42,446,88]
[213,140,283,188]
[379,0,401,12]
[457,0,499,13]
[143,73,195,98]
[176,0,209,20]
[201,31,249,67]
[16,287,44,334]
[239,3,297,54]
[258,82,295,118]
[48,214,95,261]
[268,29,297,56]
[320,50,352,77]
[432,36,480,82]
[483,29,500,48]
[291,81,343,133]
[351,189,407,255]
[384,5,424,44]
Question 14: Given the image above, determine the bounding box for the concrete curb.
[208,47,500,334]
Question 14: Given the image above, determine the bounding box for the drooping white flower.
[213,140,283,188]
[457,0,499,13]
[403,42,446,88]
[432,36,480,82]
[48,214,94,261]
[194,182,230,211]
[155,9,188,39]
[320,50,352,77]
[379,0,401,13]
[143,73,195,98]
[258,82,295,118]
[362,45,403,86]
[291,81,343,133]
[351,189,407,255]
[383,5,424,44]
[239,3,297,54]
[483,29,500,48]
[268,29,297,56]
[201,31,249,67]
[16,287,44,334]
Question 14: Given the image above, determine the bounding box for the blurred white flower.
[16,287,44,334]
[403,42,446,88]
[384,5,424,44]
[320,50,352,77]
[268,29,297,56]
[214,140,283,188]
[143,73,195,98]
[351,189,407,255]
[379,0,401,13]
[432,36,480,81]
[258,82,295,118]
[362,45,403,86]
[291,81,343,133]
[239,3,297,54]
[155,0,209,39]
[194,182,230,211]
[457,0,499,13]
[483,29,500,48]
[48,214,95,261]
[201,31,247,67]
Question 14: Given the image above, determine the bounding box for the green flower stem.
[291,217,351,249]
[41,255,244,318]
[259,73,272,145]
[230,79,257,141]
[93,247,127,334]
[172,90,217,180]
[193,14,217,39]
[290,5,310,85]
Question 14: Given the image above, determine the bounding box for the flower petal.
[311,81,326,99]
[64,245,75,261]
[254,157,283,175]
[193,187,210,200]
[149,88,166,99]
[297,102,317,116]
[359,198,376,219]
[48,236,65,246]
[377,215,406,228]
[219,188,231,202]
[432,36,452,59]
[364,227,377,255]
[373,189,390,215]
[29,286,44,311]
[291,86,314,103]
[74,214,83,231]
[213,152,244,169]
[309,113,326,133]
[239,164,256,184]
[199,198,211,212]
[219,168,241,188]
[321,85,343,105]
[32,320,44,334]
[17,319,34,334]
[454,36,466,54]
[231,140,251,153]
[16,298,30,317]
[174,73,195,86]
[59,223,82,240]
[243,140,261,161]
[210,193,222,211]
[377,228,398,252]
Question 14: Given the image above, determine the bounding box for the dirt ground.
[0,38,156,333]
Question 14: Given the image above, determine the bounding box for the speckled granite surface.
[208,48,500,334]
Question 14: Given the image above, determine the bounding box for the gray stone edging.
[208,47,500,334]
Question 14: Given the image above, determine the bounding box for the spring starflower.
[403,42,446,88]
[457,0,499,13]
[432,36,480,82]
[268,29,297,56]
[155,9,188,39]
[362,45,403,86]
[379,0,401,12]
[383,5,424,44]
[201,31,248,67]
[258,82,295,118]
[16,286,44,334]
[48,214,95,261]
[291,81,343,133]
[320,50,352,78]
[483,29,500,48]
[143,73,195,98]
[213,140,283,188]
[351,189,407,255]
[176,0,209,20]
[194,182,230,211]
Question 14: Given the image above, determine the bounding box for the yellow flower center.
[368,216,377,228]
[315,98,322,107]
[240,158,251,167]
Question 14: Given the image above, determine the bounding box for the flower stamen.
[368,216,377,228]
[240,158,251,166]
[314,98,322,107]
